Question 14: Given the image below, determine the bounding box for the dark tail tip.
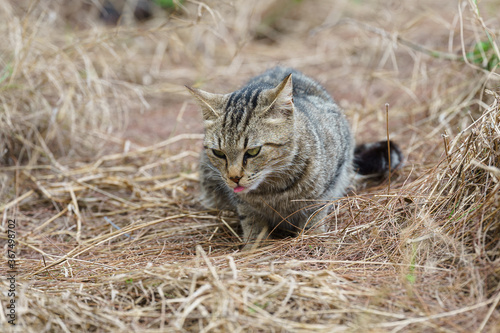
[354,140,403,176]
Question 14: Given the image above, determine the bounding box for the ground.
[0,0,499,332]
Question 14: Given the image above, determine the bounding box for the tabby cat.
[187,67,402,250]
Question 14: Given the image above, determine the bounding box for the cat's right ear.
[185,86,224,124]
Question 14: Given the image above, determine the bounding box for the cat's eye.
[246,146,261,158]
[212,149,226,159]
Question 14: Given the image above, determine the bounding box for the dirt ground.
[1,0,500,332]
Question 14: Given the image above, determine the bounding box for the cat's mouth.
[229,181,260,194]
[228,181,251,194]
[228,171,269,193]
[231,184,248,193]
[226,175,249,193]
[232,186,243,192]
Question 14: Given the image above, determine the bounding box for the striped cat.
[187,67,402,250]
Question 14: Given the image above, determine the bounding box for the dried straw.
[1,0,499,332]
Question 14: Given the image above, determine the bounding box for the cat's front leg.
[299,206,328,235]
[237,205,270,251]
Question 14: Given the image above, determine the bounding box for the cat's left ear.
[261,73,294,121]
[185,86,225,124]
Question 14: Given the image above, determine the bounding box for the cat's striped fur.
[187,67,402,250]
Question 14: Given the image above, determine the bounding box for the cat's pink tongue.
[234,186,245,193]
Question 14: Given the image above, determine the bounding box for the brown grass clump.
[0,1,146,167]
[1,0,500,332]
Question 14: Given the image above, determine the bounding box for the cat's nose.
[229,176,242,184]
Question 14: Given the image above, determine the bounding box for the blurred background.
[1,0,498,168]
[1,2,500,331]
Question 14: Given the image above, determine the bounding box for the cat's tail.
[353,140,403,176]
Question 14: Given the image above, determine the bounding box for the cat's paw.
[240,243,255,251]
[305,223,326,235]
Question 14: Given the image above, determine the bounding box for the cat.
[187,67,402,250]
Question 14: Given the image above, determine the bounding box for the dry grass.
[1,0,500,332]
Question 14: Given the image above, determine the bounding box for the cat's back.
[244,67,354,201]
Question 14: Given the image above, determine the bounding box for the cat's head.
[187,74,295,194]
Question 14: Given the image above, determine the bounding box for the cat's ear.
[260,74,294,121]
[185,86,224,123]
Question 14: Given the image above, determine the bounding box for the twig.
[42,255,57,280]
[220,218,242,243]
[0,189,35,213]
[31,206,69,235]
[386,103,391,195]
[476,288,500,332]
